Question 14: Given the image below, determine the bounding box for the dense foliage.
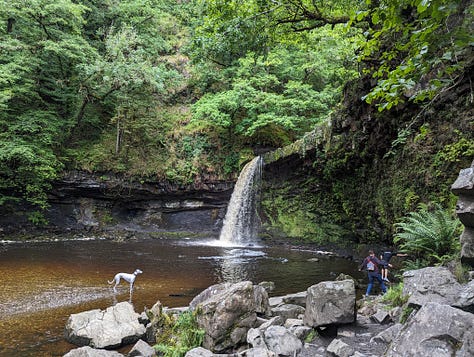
[358,0,473,111]
[190,30,359,147]
[0,0,362,212]
[259,0,473,243]
[0,0,182,214]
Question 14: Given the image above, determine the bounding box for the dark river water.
[0,237,363,356]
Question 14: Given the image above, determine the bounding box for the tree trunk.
[115,118,122,154]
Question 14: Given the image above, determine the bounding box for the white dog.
[108,269,143,293]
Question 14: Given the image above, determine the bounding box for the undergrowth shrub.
[154,310,204,357]
[381,283,409,308]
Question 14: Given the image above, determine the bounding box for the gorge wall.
[0,171,234,239]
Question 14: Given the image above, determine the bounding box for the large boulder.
[303,279,356,327]
[385,303,474,356]
[402,267,462,307]
[262,326,303,356]
[190,281,259,353]
[64,302,146,349]
[189,283,232,310]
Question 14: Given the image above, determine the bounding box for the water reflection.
[218,249,262,283]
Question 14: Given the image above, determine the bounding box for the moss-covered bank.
[260,71,474,245]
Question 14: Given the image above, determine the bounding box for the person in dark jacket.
[359,250,390,296]
[379,250,408,282]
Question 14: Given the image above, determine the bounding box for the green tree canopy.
[191,36,357,147]
[0,0,185,215]
[358,0,474,111]
[0,0,94,210]
[188,2,360,149]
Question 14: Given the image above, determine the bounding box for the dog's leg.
[130,275,136,294]
[113,277,120,293]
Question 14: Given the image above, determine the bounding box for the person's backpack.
[366,258,376,271]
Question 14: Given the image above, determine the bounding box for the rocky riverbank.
[63,265,474,357]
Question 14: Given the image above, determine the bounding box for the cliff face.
[0,171,234,238]
[260,69,474,245]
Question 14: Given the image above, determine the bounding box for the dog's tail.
[107,279,114,284]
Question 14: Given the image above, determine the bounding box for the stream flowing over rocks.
[63,266,474,357]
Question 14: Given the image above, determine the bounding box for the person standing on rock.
[359,250,389,296]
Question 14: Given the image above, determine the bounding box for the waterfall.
[219,156,263,244]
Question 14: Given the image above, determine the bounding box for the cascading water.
[219,156,263,245]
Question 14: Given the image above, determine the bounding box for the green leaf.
[417,0,431,13]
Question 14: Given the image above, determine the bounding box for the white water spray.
[219,156,263,244]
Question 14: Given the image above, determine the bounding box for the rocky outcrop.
[400,266,474,315]
[64,302,146,349]
[385,303,474,357]
[452,160,474,266]
[63,271,474,357]
[0,171,234,237]
[402,266,462,307]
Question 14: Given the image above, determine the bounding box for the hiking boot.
[383,278,390,283]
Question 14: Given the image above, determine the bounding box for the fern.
[394,203,461,267]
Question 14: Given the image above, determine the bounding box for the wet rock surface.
[0,171,234,238]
